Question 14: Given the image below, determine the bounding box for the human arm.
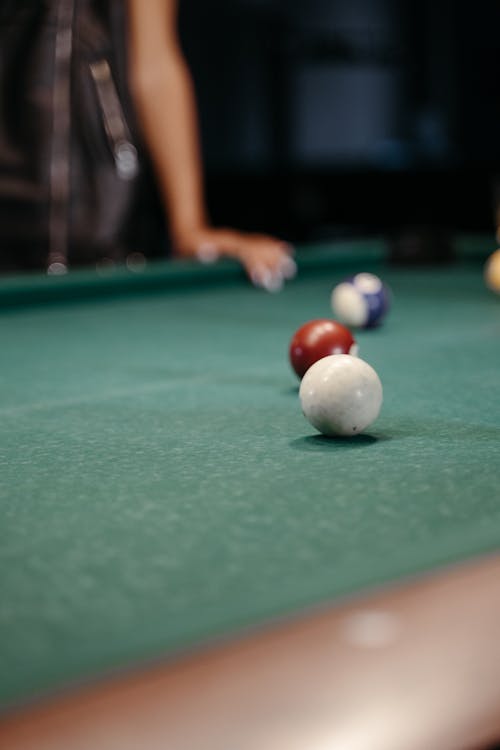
[126,0,296,290]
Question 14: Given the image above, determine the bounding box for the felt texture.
[1,239,499,707]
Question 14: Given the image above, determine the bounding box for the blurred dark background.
[178,0,500,247]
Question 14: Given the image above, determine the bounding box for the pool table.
[1,236,500,749]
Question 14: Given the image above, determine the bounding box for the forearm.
[128,19,208,242]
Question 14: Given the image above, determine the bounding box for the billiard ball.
[331,273,390,328]
[299,354,383,437]
[484,249,500,294]
[289,319,358,379]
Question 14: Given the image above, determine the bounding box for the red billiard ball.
[289,318,358,379]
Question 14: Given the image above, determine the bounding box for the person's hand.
[173,227,297,291]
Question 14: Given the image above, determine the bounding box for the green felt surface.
[1,237,500,708]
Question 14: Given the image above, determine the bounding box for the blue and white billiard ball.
[299,354,383,437]
[331,273,390,328]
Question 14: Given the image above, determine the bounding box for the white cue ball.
[299,354,383,437]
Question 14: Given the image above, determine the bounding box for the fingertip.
[264,275,284,293]
[281,256,297,280]
[250,268,283,293]
[196,242,219,264]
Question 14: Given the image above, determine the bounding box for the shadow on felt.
[290,433,381,452]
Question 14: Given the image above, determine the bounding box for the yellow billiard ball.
[484,249,500,294]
